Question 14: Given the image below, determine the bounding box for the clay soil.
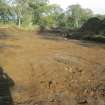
[0,28,105,105]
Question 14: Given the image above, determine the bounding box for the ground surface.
[0,28,105,105]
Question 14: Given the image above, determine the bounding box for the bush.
[80,17,101,34]
[84,35,105,43]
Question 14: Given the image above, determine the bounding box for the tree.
[56,12,66,28]
[40,4,63,28]
[29,0,49,25]
[67,4,81,28]
[80,8,93,24]
[0,1,95,30]
[12,0,31,28]
[66,4,93,28]
[0,0,13,24]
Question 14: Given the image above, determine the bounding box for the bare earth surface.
[0,28,105,105]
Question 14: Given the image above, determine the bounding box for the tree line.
[0,0,105,29]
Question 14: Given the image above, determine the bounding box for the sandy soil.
[0,28,105,105]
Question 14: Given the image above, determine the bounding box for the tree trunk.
[75,18,79,28]
[18,17,21,28]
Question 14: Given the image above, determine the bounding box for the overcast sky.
[49,0,105,14]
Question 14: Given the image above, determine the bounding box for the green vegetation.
[0,0,103,29]
[0,0,105,42]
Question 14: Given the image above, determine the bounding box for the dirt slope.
[0,28,105,105]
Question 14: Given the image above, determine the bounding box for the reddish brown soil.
[0,28,105,105]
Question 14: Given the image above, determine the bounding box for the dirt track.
[0,28,105,105]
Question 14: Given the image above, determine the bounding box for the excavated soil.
[0,28,105,105]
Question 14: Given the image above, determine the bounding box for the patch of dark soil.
[75,82,105,105]
[75,40,105,48]
[0,45,20,49]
